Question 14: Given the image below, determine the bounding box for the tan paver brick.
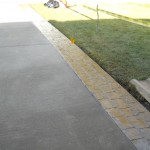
[121,108,133,117]
[129,107,140,116]
[101,85,112,93]
[128,116,149,129]
[120,93,137,104]
[131,103,147,113]
[101,92,111,100]
[138,112,150,122]
[100,100,114,109]
[113,116,133,129]
[123,128,143,140]
[106,92,121,100]
[94,91,104,100]
[106,108,123,118]
[115,99,129,109]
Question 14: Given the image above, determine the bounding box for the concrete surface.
[0,22,136,150]
[130,78,150,103]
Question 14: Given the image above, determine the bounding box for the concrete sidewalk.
[0,2,136,150]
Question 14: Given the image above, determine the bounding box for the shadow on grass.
[48,19,150,88]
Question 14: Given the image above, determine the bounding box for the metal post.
[96,3,99,32]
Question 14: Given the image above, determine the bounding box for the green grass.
[31,4,150,88]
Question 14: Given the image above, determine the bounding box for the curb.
[130,79,150,103]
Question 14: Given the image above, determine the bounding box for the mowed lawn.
[31,4,150,88]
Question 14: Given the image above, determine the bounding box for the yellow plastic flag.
[70,37,75,44]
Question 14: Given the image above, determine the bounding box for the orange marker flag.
[70,37,75,44]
